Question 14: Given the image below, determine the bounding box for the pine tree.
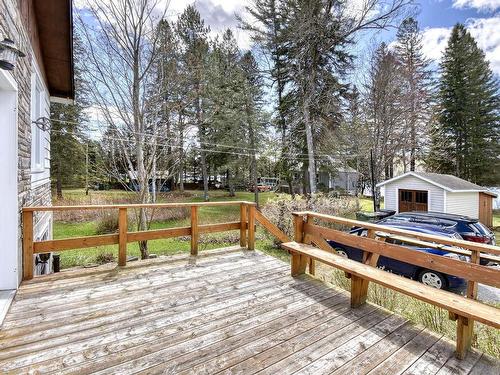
[394,17,431,171]
[365,43,405,208]
[50,34,88,198]
[428,24,500,184]
[176,6,211,200]
[240,51,266,205]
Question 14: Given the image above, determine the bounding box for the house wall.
[446,192,479,219]
[383,175,445,213]
[0,0,52,288]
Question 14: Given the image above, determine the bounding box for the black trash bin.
[355,209,395,223]
[53,254,60,273]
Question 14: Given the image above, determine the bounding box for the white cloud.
[76,0,253,49]
[452,0,500,11]
[421,16,500,75]
[167,0,253,49]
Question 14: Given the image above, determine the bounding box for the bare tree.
[77,0,168,259]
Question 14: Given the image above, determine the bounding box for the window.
[31,74,44,172]
[400,190,412,202]
[415,191,428,204]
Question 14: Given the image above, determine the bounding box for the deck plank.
[0,249,497,375]
[329,322,424,375]
[402,336,456,375]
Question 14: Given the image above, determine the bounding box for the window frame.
[30,72,45,173]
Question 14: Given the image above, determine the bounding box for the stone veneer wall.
[0,0,52,281]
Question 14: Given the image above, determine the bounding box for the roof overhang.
[34,0,74,101]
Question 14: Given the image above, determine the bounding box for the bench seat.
[281,241,500,329]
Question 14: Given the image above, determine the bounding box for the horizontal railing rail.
[22,201,261,281]
[296,210,500,256]
[289,211,500,359]
[22,200,289,281]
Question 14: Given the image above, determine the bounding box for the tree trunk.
[247,104,259,207]
[178,111,184,192]
[303,97,317,194]
[196,84,209,201]
[133,49,148,260]
[56,162,63,199]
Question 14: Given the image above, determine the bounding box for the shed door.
[399,189,428,213]
[478,193,492,227]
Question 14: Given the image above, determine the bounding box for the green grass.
[358,197,384,212]
[493,210,500,239]
[53,189,279,268]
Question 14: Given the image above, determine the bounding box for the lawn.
[493,210,500,239]
[53,189,280,268]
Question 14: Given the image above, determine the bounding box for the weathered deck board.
[0,247,497,374]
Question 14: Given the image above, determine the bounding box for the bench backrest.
[293,211,500,293]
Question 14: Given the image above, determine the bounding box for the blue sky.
[419,0,480,28]
[76,0,500,74]
[163,0,500,75]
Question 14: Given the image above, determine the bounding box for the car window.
[434,218,456,227]
[470,222,491,235]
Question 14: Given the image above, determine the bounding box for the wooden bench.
[282,212,500,360]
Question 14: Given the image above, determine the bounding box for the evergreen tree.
[365,43,405,208]
[50,34,88,198]
[176,6,211,200]
[428,24,500,184]
[394,17,431,171]
[240,51,266,205]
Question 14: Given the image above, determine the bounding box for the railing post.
[22,210,34,281]
[291,213,307,276]
[118,207,127,267]
[247,204,255,250]
[301,215,315,276]
[191,206,199,256]
[240,203,247,248]
[454,249,480,359]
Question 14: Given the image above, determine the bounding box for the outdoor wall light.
[0,38,26,71]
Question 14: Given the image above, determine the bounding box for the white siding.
[382,175,445,213]
[446,192,479,219]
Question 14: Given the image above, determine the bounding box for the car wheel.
[418,270,446,289]
[336,249,348,258]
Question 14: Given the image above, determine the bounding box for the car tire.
[418,270,447,290]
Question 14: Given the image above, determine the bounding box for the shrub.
[95,212,120,234]
[95,252,116,264]
[261,193,359,242]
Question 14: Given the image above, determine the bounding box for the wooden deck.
[0,247,498,374]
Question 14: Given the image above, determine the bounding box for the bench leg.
[291,254,307,277]
[308,258,315,276]
[350,276,369,307]
[456,316,473,359]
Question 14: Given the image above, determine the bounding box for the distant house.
[0,1,74,290]
[377,172,497,226]
[318,167,361,195]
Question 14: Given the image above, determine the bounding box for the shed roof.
[376,172,497,197]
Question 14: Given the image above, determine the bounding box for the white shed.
[377,172,497,226]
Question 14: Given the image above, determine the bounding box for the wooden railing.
[289,211,500,358]
[22,201,289,281]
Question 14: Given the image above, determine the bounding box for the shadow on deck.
[0,247,498,374]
